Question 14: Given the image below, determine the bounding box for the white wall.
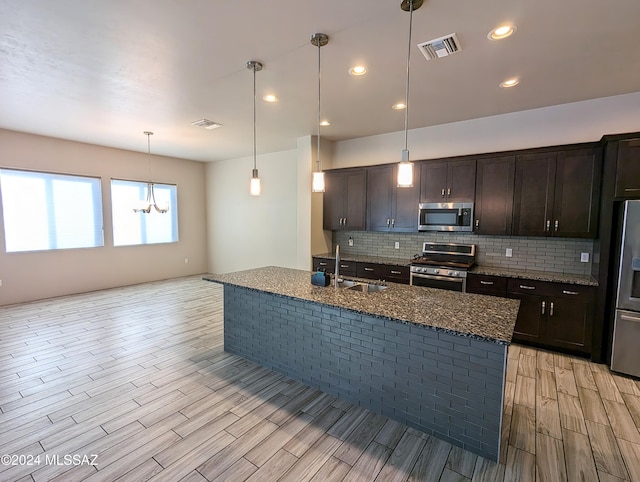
[0,129,208,306]
[206,148,299,274]
[333,92,640,168]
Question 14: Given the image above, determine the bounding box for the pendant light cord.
[316,40,321,173]
[253,66,257,172]
[404,0,414,151]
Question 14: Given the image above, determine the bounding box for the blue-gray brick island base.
[204,267,520,461]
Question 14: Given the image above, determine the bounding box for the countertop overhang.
[204,266,520,345]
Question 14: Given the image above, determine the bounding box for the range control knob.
[452,271,459,276]
[421,267,427,273]
[433,269,439,274]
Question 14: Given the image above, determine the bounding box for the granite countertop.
[470,266,598,286]
[203,266,520,345]
[313,253,411,267]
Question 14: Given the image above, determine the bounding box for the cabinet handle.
[546,220,551,231]
[447,188,451,197]
[555,220,559,232]
[519,285,536,290]
[344,217,347,225]
[475,219,480,229]
[441,188,446,198]
[480,281,494,285]
[390,270,402,275]
[542,301,546,315]
[562,290,579,295]
[624,188,640,192]
[340,264,349,268]
[550,302,554,316]
[319,262,327,266]
[387,218,390,226]
[364,267,374,272]
[339,218,343,226]
[391,218,395,227]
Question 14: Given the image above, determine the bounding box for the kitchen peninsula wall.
[334,230,593,276]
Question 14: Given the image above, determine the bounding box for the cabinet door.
[344,170,367,230]
[392,165,420,231]
[553,148,602,238]
[447,159,476,202]
[545,297,593,353]
[420,162,448,202]
[312,257,335,273]
[510,293,546,344]
[474,156,515,235]
[323,171,344,230]
[615,138,640,198]
[366,166,394,231]
[466,274,508,297]
[513,152,557,236]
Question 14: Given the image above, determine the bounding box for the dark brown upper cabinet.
[474,156,515,235]
[513,147,602,238]
[615,138,640,198]
[420,159,476,203]
[323,169,366,231]
[367,165,420,232]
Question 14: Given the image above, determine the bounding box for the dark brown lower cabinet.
[312,257,410,285]
[467,273,595,355]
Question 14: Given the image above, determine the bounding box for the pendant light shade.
[247,60,263,196]
[133,131,169,213]
[311,33,329,193]
[397,0,422,188]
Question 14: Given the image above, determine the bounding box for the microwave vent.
[417,33,462,61]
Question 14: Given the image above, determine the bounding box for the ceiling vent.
[417,33,462,61]
[191,119,223,130]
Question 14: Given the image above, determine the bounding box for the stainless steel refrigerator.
[610,200,640,378]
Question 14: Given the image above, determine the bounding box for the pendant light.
[311,33,329,193]
[247,60,263,196]
[397,0,423,188]
[133,131,169,214]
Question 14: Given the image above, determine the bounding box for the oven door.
[410,272,465,292]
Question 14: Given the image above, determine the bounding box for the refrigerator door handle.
[620,313,640,322]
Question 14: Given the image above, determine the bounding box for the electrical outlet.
[581,252,589,263]
[505,248,513,258]
[348,237,354,247]
[394,241,400,249]
[184,258,189,264]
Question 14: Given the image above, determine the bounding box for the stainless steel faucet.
[334,244,340,287]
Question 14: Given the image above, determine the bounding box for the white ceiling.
[1,0,639,162]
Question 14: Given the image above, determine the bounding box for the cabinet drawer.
[336,261,357,277]
[467,274,507,297]
[547,283,596,302]
[312,257,335,273]
[357,263,410,284]
[507,278,554,296]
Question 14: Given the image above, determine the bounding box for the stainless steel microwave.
[418,202,474,232]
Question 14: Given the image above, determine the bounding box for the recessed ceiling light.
[392,102,407,110]
[488,24,516,40]
[191,119,223,129]
[500,78,520,88]
[349,65,367,76]
[262,94,278,103]
[320,120,331,127]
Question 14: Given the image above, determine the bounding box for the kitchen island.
[203,266,520,461]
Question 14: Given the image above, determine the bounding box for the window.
[111,179,178,246]
[0,169,104,253]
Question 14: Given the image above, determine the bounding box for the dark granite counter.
[313,253,410,266]
[470,265,598,286]
[204,266,519,345]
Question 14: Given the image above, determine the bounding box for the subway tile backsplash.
[333,231,594,275]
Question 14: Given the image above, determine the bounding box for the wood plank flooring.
[0,276,639,481]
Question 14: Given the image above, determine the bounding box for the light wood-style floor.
[0,276,639,482]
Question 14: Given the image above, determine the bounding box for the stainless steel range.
[410,242,476,292]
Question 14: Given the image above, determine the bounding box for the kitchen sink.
[347,283,387,293]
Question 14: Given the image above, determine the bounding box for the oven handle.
[411,273,464,284]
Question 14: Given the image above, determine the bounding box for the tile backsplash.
[333,231,594,275]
